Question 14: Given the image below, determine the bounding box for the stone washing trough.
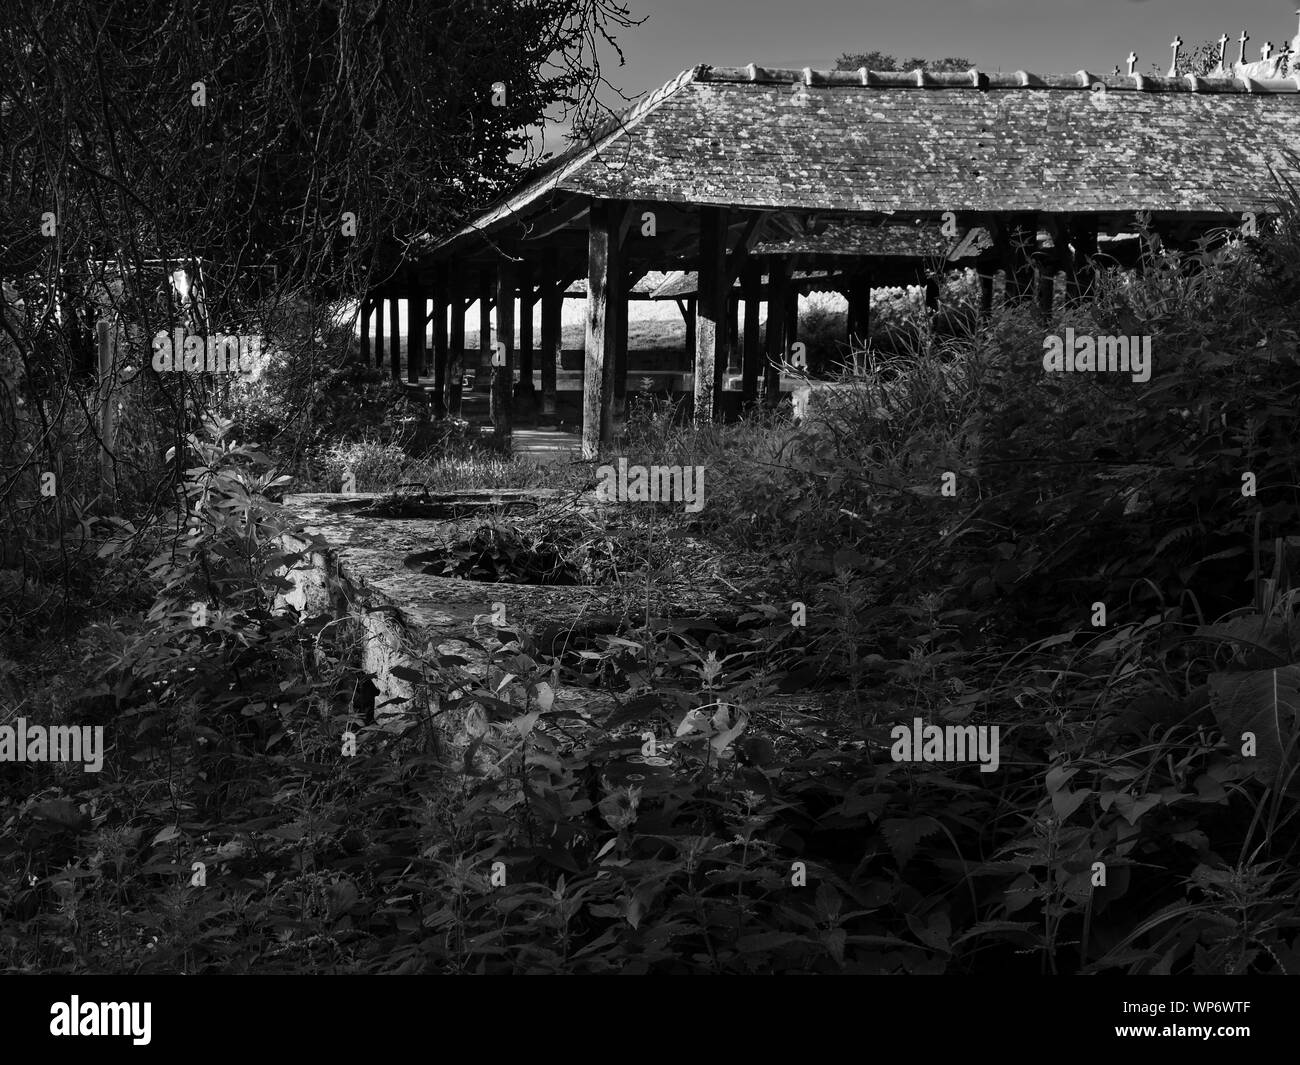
[274,489,603,720]
[271,488,826,779]
[272,488,740,762]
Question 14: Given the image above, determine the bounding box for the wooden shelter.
[366,62,1300,457]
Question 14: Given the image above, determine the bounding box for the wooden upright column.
[613,267,631,422]
[684,297,697,369]
[518,259,536,404]
[1066,217,1099,301]
[493,262,516,448]
[583,199,625,458]
[979,272,995,319]
[727,293,741,372]
[924,275,941,312]
[694,205,728,425]
[447,293,465,417]
[716,291,735,403]
[764,258,789,406]
[478,270,493,389]
[540,249,561,418]
[432,274,449,413]
[359,298,371,363]
[1004,219,1036,303]
[1036,263,1055,316]
[388,294,401,380]
[374,297,385,369]
[740,261,763,406]
[846,270,872,349]
[407,281,425,386]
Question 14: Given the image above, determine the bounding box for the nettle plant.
[147,419,299,625]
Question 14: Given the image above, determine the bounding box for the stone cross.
[1169,35,1182,76]
[1217,34,1229,73]
[1239,30,1250,65]
[1127,51,1138,77]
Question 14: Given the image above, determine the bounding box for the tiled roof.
[433,63,1300,252]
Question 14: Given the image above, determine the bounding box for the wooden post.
[763,257,789,407]
[432,273,449,414]
[96,320,116,502]
[478,269,493,389]
[979,272,995,319]
[493,261,516,449]
[846,269,872,349]
[924,275,941,312]
[716,290,736,402]
[684,297,697,369]
[583,199,624,458]
[540,249,561,418]
[740,261,763,406]
[374,296,385,369]
[612,267,630,423]
[1066,217,1099,301]
[785,285,799,346]
[388,292,401,380]
[1035,262,1055,316]
[448,291,465,417]
[728,292,741,372]
[359,298,370,364]
[407,279,425,386]
[1004,219,1036,303]
[695,205,728,425]
[517,259,536,404]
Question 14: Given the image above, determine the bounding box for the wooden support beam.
[432,274,449,414]
[493,261,516,449]
[388,294,401,380]
[478,270,493,389]
[695,205,728,425]
[716,291,736,400]
[374,296,385,369]
[613,267,631,422]
[408,280,426,387]
[517,259,536,403]
[979,272,995,319]
[583,199,625,459]
[763,257,789,407]
[540,249,561,418]
[96,320,117,503]
[447,284,465,417]
[727,293,741,373]
[846,270,872,350]
[359,298,371,364]
[1066,217,1099,301]
[683,297,697,370]
[522,197,591,242]
[924,275,941,312]
[725,212,768,285]
[1003,219,1036,303]
[1035,264,1055,316]
[740,261,763,406]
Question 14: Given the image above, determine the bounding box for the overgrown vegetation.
[5,196,1300,973]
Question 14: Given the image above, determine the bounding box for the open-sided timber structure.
[364,61,1300,458]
